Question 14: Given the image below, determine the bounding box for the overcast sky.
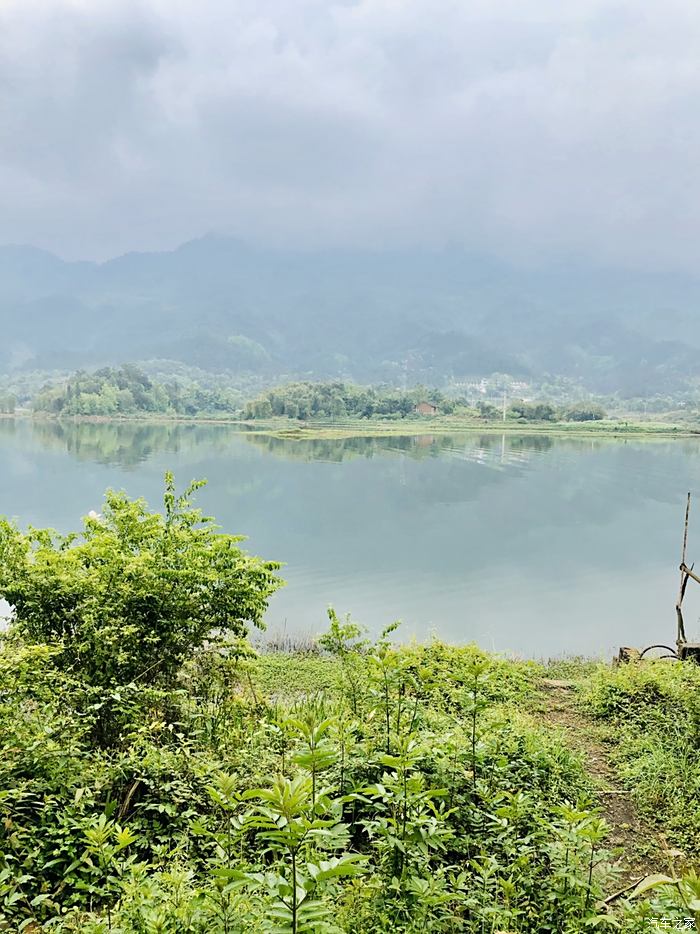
[1,0,700,268]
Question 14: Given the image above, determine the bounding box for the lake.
[1,418,699,658]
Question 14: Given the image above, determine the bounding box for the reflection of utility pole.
[502,390,507,422]
[399,452,407,486]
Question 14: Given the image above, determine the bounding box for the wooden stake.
[676,492,691,644]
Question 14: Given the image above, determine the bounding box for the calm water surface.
[1,419,699,657]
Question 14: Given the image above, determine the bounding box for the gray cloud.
[1,0,700,268]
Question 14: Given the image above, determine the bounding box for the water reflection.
[25,419,246,468]
[1,418,700,655]
[246,431,560,465]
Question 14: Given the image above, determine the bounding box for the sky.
[1,0,700,268]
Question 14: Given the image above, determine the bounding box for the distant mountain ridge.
[2,235,699,395]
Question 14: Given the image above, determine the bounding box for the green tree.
[0,474,283,691]
[32,365,241,418]
[255,398,273,418]
[508,401,556,422]
[244,381,448,422]
[563,403,606,422]
[0,393,15,414]
[476,401,500,420]
[115,388,136,413]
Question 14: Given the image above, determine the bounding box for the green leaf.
[629,874,677,898]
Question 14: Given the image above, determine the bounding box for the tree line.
[31,365,240,417]
[243,382,451,420]
[476,400,606,422]
[245,382,606,422]
[27,368,606,423]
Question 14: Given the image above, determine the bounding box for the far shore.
[3,410,700,439]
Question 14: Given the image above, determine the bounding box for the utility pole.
[502,389,507,422]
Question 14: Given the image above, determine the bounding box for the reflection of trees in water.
[244,433,465,463]
[28,420,244,467]
[243,431,617,464]
[243,430,700,513]
[507,435,554,453]
[0,419,17,441]
[17,421,700,522]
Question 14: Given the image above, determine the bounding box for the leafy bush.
[0,486,672,932]
[562,403,606,422]
[0,474,283,693]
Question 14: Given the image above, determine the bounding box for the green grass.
[4,628,699,931]
[579,660,700,852]
[250,652,343,697]
[245,416,700,441]
[541,654,610,681]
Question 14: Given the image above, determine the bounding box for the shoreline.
[5,411,700,439]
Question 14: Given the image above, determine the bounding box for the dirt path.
[538,678,674,895]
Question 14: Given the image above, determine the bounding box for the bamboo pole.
[676,492,691,645]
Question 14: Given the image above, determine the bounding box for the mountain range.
[1,235,699,396]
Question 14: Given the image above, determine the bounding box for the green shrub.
[0,474,282,732]
[0,486,672,932]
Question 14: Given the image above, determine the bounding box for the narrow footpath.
[538,678,680,898]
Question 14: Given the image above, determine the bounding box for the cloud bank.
[1,0,699,267]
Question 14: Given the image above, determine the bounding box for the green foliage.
[476,400,500,419]
[0,392,15,414]
[562,403,606,422]
[0,619,623,932]
[508,400,558,422]
[580,660,700,851]
[0,485,677,933]
[243,382,448,421]
[243,773,366,932]
[0,474,282,694]
[629,868,700,930]
[32,365,242,417]
[317,609,368,715]
[480,398,609,424]
[251,654,343,698]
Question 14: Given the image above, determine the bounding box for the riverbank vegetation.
[242,381,608,424]
[0,478,698,931]
[15,366,700,440]
[31,366,243,418]
[27,368,610,426]
[11,359,700,432]
[244,382,451,420]
[581,661,700,854]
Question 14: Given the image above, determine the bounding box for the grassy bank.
[255,416,700,441]
[1,480,699,932]
[2,631,700,931]
[580,660,700,855]
[14,410,700,440]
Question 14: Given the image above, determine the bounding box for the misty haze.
[2,2,700,930]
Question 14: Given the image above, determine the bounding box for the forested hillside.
[3,236,700,395]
